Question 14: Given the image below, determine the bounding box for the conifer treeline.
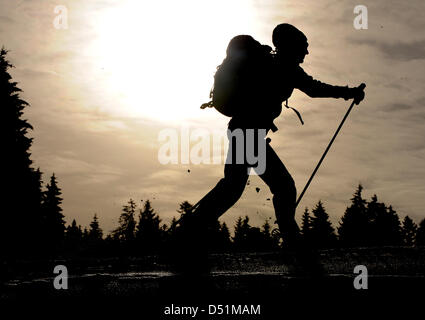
[300,185,425,248]
[59,186,425,256]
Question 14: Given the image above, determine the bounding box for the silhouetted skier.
[176,24,365,273]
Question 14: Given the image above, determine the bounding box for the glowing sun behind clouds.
[90,0,260,124]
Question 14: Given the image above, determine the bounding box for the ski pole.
[295,84,365,208]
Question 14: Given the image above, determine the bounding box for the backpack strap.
[285,99,304,125]
[200,100,214,109]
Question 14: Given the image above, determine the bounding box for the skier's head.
[272,23,309,64]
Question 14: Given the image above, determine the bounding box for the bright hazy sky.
[1,0,424,233]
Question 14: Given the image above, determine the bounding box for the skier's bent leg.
[192,163,249,222]
[176,163,248,270]
[257,143,300,247]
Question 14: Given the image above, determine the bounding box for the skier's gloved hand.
[351,83,366,105]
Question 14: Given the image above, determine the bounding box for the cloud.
[377,103,412,112]
[14,67,59,79]
[41,155,123,184]
[0,15,14,24]
[352,38,425,61]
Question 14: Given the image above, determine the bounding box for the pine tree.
[310,201,337,248]
[233,216,252,251]
[260,219,279,251]
[166,216,179,243]
[416,219,425,246]
[384,205,402,245]
[66,219,81,238]
[112,199,137,243]
[218,222,231,251]
[338,185,369,247]
[1,48,44,256]
[401,216,417,246]
[136,200,162,253]
[173,200,195,231]
[89,214,103,241]
[42,173,66,250]
[367,196,402,246]
[65,219,83,249]
[82,227,89,240]
[206,219,229,252]
[261,219,272,242]
[169,216,178,233]
[177,201,194,218]
[366,194,383,245]
[300,207,312,243]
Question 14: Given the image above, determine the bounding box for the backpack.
[201,35,272,117]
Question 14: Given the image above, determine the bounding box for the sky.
[1,0,424,234]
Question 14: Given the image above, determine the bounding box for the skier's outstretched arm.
[296,67,365,104]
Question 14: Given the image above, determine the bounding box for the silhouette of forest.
[2,48,425,262]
